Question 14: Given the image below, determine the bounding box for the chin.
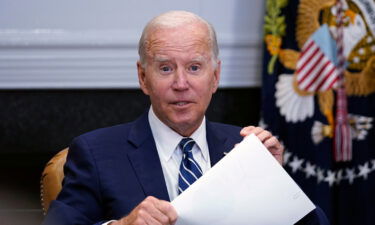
[170,118,194,129]
[172,112,198,125]
[171,117,202,135]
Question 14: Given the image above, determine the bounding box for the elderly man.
[42,11,328,225]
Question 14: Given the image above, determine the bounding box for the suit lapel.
[125,115,237,201]
[206,121,236,166]
[126,112,170,201]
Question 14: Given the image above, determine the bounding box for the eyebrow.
[153,57,170,63]
[190,56,207,63]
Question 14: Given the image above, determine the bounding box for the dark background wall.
[0,88,261,225]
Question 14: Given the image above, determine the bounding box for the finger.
[155,200,178,224]
[145,206,169,225]
[264,138,283,155]
[256,130,272,142]
[240,126,265,137]
[263,136,280,149]
[120,206,153,225]
[139,210,162,225]
[142,197,173,225]
[240,126,255,136]
[263,137,284,165]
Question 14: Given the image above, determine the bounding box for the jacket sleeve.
[42,136,105,225]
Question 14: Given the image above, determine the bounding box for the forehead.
[145,23,212,61]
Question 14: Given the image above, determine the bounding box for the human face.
[138,23,221,137]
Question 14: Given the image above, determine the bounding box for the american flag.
[296,24,339,93]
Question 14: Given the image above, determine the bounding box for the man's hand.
[111,196,177,225]
[240,126,284,165]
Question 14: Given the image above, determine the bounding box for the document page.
[172,134,315,225]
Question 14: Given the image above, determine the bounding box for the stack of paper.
[172,134,315,225]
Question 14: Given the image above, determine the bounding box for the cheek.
[196,76,217,96]
[148,82,170,101]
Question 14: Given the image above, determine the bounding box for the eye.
[160,65,173,73]
[189,64,200,72]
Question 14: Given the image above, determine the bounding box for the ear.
[212,60,221,93]
[137,61,150,95]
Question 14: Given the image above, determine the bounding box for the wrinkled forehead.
[145,24,213,60]
[153,55,208,65]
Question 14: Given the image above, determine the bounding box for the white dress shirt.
[148,107,211,201]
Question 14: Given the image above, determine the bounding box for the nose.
[172,68,189,91]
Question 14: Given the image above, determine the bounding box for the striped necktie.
[178,137,203,194]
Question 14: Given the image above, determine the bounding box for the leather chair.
[40,148,68,214]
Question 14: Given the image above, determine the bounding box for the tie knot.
[179,137,195,154]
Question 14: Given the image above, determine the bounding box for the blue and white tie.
[178,137,203,194]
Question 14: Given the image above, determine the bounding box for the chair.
[40,148,68,215]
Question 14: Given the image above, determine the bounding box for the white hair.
[138,10,219,68]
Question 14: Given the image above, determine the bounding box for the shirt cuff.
[102,220,116,225]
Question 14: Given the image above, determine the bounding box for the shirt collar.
[148,107,209,162]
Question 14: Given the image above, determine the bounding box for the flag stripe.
[297,46,320,83]
[314,66,337,91]
[320,72,339,91]
[305,60,332,91]
[296,40,315,70]
[300,53,327,90]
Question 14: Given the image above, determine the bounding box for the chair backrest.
[40,148,68,214]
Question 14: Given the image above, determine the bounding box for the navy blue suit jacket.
[42,112,329,225]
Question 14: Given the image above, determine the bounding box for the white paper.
[172,134,315,225]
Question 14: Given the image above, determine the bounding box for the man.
[42,11,328,225]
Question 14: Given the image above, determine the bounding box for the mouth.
[174,101,189,105]
[171,101,193,107]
